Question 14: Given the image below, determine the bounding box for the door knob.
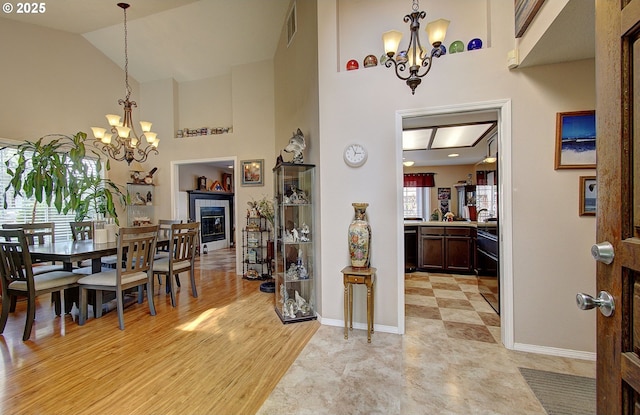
[576,291,615,317]
[591,242,614,264]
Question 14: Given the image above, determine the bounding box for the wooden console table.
[341,266,376,343]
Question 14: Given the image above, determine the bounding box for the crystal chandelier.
[382,0,449,95]
[91,3,159,165]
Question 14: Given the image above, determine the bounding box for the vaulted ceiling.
[2,0,291,83]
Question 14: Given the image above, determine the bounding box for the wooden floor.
[0,248,319,415]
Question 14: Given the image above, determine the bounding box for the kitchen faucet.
[476,208,489,221]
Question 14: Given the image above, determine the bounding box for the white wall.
[0,17,137,142]
[318,0,596,353]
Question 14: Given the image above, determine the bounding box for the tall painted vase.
[348,203,371,268]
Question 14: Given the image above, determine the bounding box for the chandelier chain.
[122,5,131,101]
[412,0,419,12]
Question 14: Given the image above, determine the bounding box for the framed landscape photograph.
[241,159,264,186]
[579,176,597,216]
[555,110,596,170]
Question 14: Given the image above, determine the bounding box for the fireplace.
[201,207,225,243]
[187,190,235,250]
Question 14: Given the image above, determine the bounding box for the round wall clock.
[343,143,368,167]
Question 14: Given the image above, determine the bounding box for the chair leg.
[116,290,125,330]
[23,296,36,341]
[95,291,103,318]
[52,291,61,316]
[146,281,156,316]
[79,287,87,326]
[137,286,144,304]
[9,295,17,312]
[190,269,198,298]
[175,274,181,288]
[0,293,11,333]
[167,274,177,307]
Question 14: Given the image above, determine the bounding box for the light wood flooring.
[0,248,319,415]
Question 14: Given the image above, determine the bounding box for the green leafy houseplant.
[3,132,126,224]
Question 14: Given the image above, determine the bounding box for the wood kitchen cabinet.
[418,226,475,273]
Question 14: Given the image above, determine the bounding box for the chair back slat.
[0,229,35,293]
[2,223,54,245]
[70,221,93,241]
[170,222,199,263]
[117,225,159,283]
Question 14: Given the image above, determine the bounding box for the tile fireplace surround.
[187,190,234,251]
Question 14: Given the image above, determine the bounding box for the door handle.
[591,242,614,264]
[576,291,615,317]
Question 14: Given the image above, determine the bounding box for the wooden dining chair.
[69,221,93,241]
[77,225,159,330]
[2,223,63,275]
[155,219,182,260]
[152,222,199,307]
[0,229,81,341]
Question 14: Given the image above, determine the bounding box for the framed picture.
[241,159,264,186]
[579,176,597,216]
[515,0,546,38]
[222,173,233,192]
[555,110,596,170]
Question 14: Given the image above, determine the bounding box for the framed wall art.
[515,0,546,38]
[579,176,596,216]
[555,110,596,170]
[241,159,264,186]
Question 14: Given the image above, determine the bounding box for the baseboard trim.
[319,317,399,334]
[513,342,596,361]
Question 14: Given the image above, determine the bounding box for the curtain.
[403,173,435,187]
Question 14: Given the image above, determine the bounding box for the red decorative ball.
[346,59,359,71]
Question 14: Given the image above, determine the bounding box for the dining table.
[28,237,169,313]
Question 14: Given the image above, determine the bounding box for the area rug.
[519,367,595,415]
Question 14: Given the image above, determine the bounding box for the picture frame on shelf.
[579,176,597,216]
[555,110,597,170]
[241,159,264,186]
[222,173,233,192]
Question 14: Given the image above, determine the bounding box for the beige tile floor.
[257,271,595,415]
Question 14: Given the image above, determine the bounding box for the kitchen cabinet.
[418,226,475,273]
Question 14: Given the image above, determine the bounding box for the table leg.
[344,282,349,339]
[349,283,353,331]
[367,282,372,343]
[370,280,374,334]
[91,258,102,274]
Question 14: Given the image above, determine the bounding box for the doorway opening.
[397,99,513,348]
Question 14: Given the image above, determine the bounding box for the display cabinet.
[242,216,271,280]
[126,183,154,226]
[273,163,316,323]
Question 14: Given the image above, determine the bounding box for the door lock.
[591,242,614,264]
[576,291,615,317]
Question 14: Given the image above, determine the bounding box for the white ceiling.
[3,0,291,83]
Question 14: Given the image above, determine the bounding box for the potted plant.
[3,131,126,224]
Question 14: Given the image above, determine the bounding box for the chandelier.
[91,2,159,165]
[382,0,449,95]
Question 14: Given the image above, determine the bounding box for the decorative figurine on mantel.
[282,128,306,164]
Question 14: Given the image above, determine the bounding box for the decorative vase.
[348,203,371,268]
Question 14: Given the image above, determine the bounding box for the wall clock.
[343,143,368,167]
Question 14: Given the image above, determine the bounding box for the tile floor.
[257,271,596,415]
